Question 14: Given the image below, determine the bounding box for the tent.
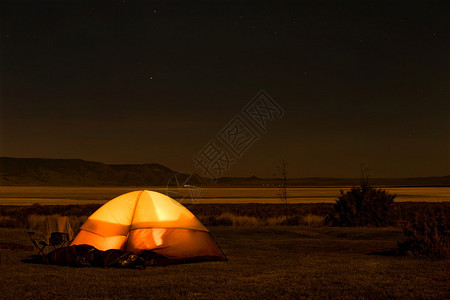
[71,190,226,262]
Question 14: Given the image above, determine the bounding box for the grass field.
[0,188,448,299]
[2,202,449,233]
[1,226,449,299]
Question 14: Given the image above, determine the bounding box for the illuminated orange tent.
[71,190,226,262]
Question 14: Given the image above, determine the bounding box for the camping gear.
[71,190,227,263]
[27,232,47,255]
[27,231,70,255]
[31,245,147,268]
[27,215,74,255]
[24,244,214,268]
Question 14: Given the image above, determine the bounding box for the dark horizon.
[1,1,449,178]
[1,156,449,181]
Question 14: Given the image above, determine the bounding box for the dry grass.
[302,214,325,226]
[0,216,18,227]
[218,213,260,226]
[199,213,325,226]
[0,226,449,299]
[2,202,449,229]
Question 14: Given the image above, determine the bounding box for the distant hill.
[0,157,448,187]
[0,157,206,186]
[217,176,450,187]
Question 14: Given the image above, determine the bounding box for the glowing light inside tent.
[152,228,165,246]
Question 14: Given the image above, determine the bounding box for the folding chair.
[48,232,70,249]
[27,231,70,255]
[27,231,48,255]
[27,215,74,255]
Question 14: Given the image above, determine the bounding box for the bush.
[397,211,449,259]
[302,214,325,227]
[326,184,396,227]
[0,216,18,228]
[199,213,260,226]
[198,215,233,226]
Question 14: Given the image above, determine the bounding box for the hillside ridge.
[0,157,448,186]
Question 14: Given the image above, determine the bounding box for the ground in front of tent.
[1,226,449,298]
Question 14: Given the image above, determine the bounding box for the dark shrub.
[11,207,31,227]
[198,215,233,226]
[397,211,449,259]
[326,184,396,227]
[280,216,300,226]
[0,216,18,228]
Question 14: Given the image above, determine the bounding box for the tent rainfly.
[71,190,226,262]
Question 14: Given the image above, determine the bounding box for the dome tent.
[71,190,226,262]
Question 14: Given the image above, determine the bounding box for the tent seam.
[128,227,208,232]
[123,190,144,250]
[76,228,128,238]
[76,227,209,239]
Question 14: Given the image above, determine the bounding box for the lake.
[0,186,449,205]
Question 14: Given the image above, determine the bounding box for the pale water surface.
[0,186,448,205]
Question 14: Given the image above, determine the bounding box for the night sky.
[1,0,448,178]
